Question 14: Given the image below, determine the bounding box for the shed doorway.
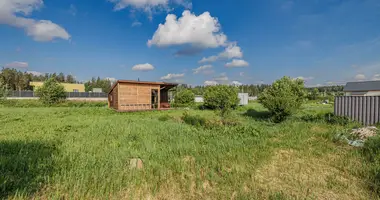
[151,89,158,109]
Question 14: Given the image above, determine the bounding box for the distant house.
[344,81,380,96]
[108,80,178,111]
[30,82,85,92]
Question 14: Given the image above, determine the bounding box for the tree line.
[0,68,113,93]
[176,84,344,97]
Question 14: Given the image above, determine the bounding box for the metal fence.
[7,91,107,98]
[334,96,380,125]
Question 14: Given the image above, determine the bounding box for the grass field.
[0,101,378,199]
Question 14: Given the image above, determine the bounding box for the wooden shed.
[108,80,178,111]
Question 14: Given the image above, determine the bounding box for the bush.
[324,113,351,125]
[362,136,380,193]
[0,99,107,108]
[173,89,195,107]
[181,112,206,127]
[36,78,67,105]
[203,85,239,117]
[258,76,306,122]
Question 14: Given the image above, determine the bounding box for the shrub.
[173,89,195,107]
[36,78,67,105]
[258,76,306,122]
[362,136,380,193]
[324,113,351,125]
[203,85,239,117]
[307,88,320,100]
[181,112,206,127]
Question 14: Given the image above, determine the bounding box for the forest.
[0,67,344,95]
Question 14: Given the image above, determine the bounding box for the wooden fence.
[334,96,380,125]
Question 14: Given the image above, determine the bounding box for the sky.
[0,0,379,86]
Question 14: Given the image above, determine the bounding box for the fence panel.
[335,96,380,125]
[7,91,107,98]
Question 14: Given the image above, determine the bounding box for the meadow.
[0,101,379,199]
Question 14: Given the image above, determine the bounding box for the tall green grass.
[0,102,377,199]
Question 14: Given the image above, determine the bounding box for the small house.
[108,80,178,111]
[30,82,85,92]
[344,81,380,96]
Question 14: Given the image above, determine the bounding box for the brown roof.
[109,80,178,94]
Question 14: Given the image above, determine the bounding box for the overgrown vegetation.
[35,78,67,105]
[173,89,195,107]
[203,85,239,117]
[0,101,378,199]
[362,136,380,194]
[258,76,306,122]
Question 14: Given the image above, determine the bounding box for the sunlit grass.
[0,102,377,199]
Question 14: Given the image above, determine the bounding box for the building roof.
[109,80,178,94]
[343,81,380,92]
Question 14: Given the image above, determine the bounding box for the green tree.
[66,74,76,83]
[258,76,306,122]
[204,85,239,117]
[173,89,195,107]
[36,78,66,104]
[308,88,320,100]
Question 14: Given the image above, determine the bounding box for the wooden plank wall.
[118,83,160,111]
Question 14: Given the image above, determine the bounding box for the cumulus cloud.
[5,61,28,68]
[373,74,380,81]
[106,77,117,82]
[354,74,366,81]
[160,73,184,80]
[192,65,212,74]
[131,21,142,27]
[295,76,314,81]
[204,80,218,86]
[148,10,227,48]
[132,63,155,71]
[204,73,230,86]
[26,70,43,76]
[231,81,242,86]
[225,59,249,68]
[0,0,70,41]
[200,42,243,63]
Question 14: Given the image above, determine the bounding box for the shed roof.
[343,81,380,92]
[109,80,178,94]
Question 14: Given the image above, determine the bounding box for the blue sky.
[0,0,379,86]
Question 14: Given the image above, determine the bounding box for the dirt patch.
[251,149,369,200]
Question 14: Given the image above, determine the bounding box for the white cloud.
[0,0,70,42]
[373,74,380,81]
[26,70,43,76]
[295,76,314,81]
[106,77,117,82]
[354,74,366,81]
[5,61,28,68]
[160,73,184,80]
[225,59,249,68]
[213,73,229,83]
[231,81,242,86]
[199,55,218,63]
[131,21,142,27]
[109,0,168,10]
[148,10,227,48]
[69,4,77,16]
[199,42,243,63]
[192,65,212,74]
[204,80,218,86]
[132,63,155,71]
